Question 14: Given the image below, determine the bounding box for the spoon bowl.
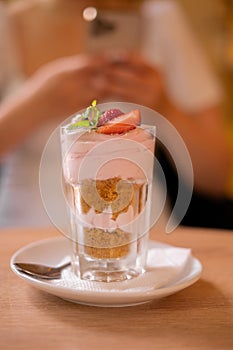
[13,261,71,280]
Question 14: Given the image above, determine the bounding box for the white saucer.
[11,237,202,307]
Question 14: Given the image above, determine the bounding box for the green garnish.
[68,120,90,130]
[68,100,101,130]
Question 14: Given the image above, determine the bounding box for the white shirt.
[141,0,223,112]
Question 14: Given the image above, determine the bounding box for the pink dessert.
[61,102,156,259]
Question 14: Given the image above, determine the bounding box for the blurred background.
[0,0,233,229]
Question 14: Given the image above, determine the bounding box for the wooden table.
[1,226,233,350]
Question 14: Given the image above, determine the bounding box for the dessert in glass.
[61,101,155,282]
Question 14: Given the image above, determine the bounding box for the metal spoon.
[13,261,71,280]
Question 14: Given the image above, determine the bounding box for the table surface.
[1,225,233,350]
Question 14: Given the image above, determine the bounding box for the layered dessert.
[61,101,155,280]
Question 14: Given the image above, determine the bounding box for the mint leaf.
[68,120,90,130]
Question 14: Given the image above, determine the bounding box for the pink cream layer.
[63,126,155,184]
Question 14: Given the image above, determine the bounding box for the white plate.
[11,237,202,307]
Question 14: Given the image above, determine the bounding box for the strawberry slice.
[97,109,141,134]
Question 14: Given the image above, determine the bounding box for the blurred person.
[1,0,233,228]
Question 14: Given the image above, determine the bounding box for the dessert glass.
[60,103,156,282]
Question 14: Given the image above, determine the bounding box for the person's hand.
[103,52,164,110]
[27,54,108,120]
[0,54,108,155]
